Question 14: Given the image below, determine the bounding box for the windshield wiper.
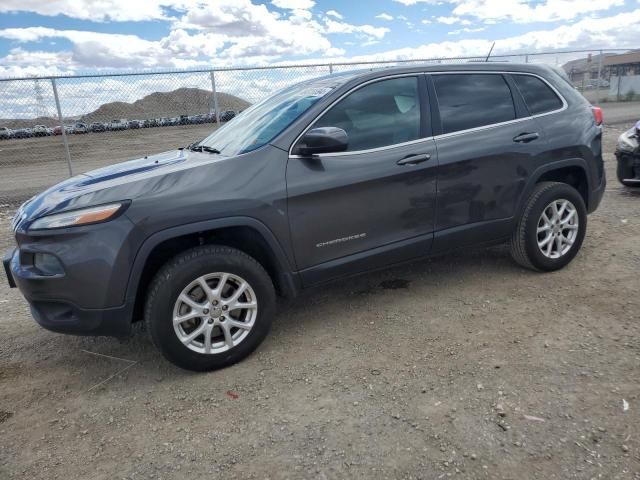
[187,143,221,154]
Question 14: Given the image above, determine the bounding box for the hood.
[17,148,220,226]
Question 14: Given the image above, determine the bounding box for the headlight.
[29,202,128,230]
[616,128,638,153]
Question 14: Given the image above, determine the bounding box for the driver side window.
[313,76,421,152]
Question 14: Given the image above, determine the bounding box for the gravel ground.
[0,124,639,480]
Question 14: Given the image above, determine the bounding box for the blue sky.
[0,0,639,78]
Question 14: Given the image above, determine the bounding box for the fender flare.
[124,216,298,303]
[515,158,592,219]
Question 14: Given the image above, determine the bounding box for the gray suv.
[3,63,605,371]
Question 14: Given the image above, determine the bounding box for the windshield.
[199,75,352,156]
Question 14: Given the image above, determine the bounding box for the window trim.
[288,70,568,157]
[509,72,566,117]
[289,73,428,158]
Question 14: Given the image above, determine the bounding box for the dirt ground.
[0,124,639,480]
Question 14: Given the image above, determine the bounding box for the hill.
[1,88,250,129]
[81,88,250,123]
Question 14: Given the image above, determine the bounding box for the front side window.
[312,77,422,152]
[433,74,516,134]
[199,74,354,156]
[512,74,563,115]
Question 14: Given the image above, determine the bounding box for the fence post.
[329,63,333,74]
[51,78,73,177]
[595,50,603,106]
[209,71,221,124]
[525,54,529,63]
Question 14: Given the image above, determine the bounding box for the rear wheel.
[510,182,587,271]
[145,245,275,371]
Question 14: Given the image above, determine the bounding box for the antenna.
[485,42,496,62]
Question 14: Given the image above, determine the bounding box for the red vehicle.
[52,126,63,136]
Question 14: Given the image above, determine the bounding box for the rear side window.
[433,74,516,134]
[313,76,421,152]
[512,74,563,115]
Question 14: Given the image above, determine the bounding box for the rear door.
[429,72,548,249]
[286,75,438,282]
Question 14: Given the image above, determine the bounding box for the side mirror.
[293,127,348,156]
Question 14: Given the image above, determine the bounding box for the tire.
[145,245,276,371]
[617,162,640,188]
[510,181,587,272]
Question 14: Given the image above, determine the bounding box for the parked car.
[143,119,158,128]
[109,119,128,131]
[90,122,106,133]
[4,63,606,371]
[220,110,236,122]
[128,120,141,129]
[12,128,32,139]
[0,127,13,139]
[32,125,50,137]
[73,122,88,134]
[614,119,640,187]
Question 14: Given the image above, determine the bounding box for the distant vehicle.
[32,125,50,137]
[220,110,236,122]
[584,79,610,90]
[143,119,157,128]
[128,120,141,129]
[615,120,640,187]
[109,119,128,131]
[179,115,190,125]
[0,127,13,139]
[90,122,106,133]
[64,125,74,134]
[12,128,32,139]
[73,123,88,134]
[52,126,63,136]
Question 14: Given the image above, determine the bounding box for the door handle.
[397,153,431,166]
[513,132,540,143]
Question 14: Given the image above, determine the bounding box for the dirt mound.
[81,88,250,122]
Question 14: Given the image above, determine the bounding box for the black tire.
[510,182,587,272]
[617,162,640,188]
[145,245,276,371]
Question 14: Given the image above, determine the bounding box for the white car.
[0,127,13,139]
[109,119,128,131]
[32,125,50,137]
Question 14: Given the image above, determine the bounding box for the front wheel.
[145,246,276,371]
[510,182,587,272]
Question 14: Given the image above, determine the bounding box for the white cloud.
[436,16,470,24]
[0,0,171,21]
[271,0,315,10]
[448,26,486,35]
[393,0,626,24]
[376,13,394,20]
[326,10,343,19]
[323,19,390,40]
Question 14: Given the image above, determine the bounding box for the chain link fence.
[1,48,638,204]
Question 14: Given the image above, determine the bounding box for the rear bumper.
[588,168,606,214]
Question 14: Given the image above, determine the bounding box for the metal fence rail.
[0,48,637,204]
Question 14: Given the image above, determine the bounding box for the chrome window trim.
[288,70,568,158]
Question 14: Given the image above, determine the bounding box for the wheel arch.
[517,159,592,220]
[125,217,299,322]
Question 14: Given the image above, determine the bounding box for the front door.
[286,75,438,285]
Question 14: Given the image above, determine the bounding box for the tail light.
[592,106,603,126]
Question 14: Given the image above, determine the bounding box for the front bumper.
[4,215,143,337]
[616,151,640,184]
[4,246,134,337]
